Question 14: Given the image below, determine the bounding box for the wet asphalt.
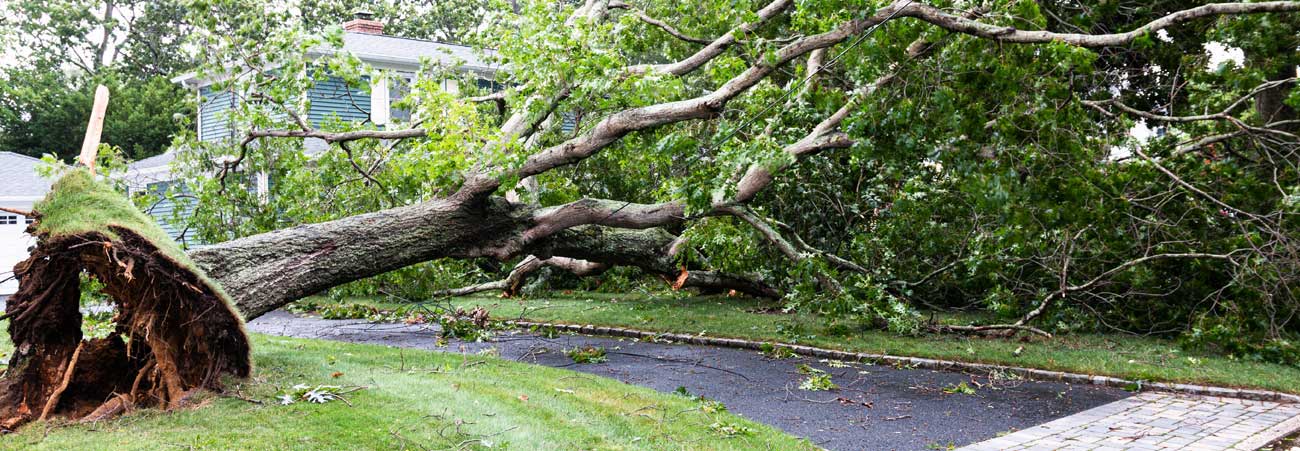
[247,310,1130,451]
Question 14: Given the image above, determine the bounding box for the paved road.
[248,310,1129,451]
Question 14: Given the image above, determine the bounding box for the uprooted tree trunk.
[188,189,778,321]
[3,170,770,431]
[0,170,250,431]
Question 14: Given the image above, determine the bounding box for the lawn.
[0,331,813,450]
[312,292,1300,394]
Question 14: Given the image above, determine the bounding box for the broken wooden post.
[77,85,110,174]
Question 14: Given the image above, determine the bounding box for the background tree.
[0,0,193,159]
[295,0,492,43]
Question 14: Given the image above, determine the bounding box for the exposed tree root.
[0,227,250,431]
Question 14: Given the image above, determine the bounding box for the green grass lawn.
[315,292,1300,394]
[0,332,813,450]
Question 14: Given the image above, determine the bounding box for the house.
[120,12,499,244]
[0,152,51,295]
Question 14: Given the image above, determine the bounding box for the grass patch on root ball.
[0,169,249,430]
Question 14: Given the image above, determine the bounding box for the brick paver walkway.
[960,392,1300,450]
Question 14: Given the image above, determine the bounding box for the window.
[25,217,34,224]
[477,78,503,92]
[147,181,171,194]
[0,215,17,225]
[391,76,413,123]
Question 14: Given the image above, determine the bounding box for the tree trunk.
[189,194,778,321]
[189,193,527,319]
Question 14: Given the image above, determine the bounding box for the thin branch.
[902,1,1300,47]
[608,1,713,45]
[624,0,794,76]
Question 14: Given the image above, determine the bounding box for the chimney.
[343,11,384,35]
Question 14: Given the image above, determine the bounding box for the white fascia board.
[0,196,45,203]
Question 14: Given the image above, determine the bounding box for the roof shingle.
[0,152,52,198]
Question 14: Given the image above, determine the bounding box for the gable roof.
[310,32,498,75]
[0,152,53,199]
[128,150,178,171]
[174,32,499,88]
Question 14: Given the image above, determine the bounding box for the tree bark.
[189,192,527,320]
[189,193,777,321]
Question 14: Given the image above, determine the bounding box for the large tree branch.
[514,2,913,182]
[523,199,687,245]
[901,2,1300,47]
[529,226,779,298]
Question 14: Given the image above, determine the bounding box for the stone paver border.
[502,320,1300,404]
[958,392,1300,450]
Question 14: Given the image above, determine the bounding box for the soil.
[0,228,249,430]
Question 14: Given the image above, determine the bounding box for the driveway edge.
[502,319,1300,404]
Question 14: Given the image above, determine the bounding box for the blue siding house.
[121,13,499,245]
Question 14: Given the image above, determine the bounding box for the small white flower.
[278,394,295,405]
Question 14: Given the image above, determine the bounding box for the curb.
[501,320,1300,404]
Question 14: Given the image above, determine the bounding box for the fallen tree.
[7,0,1300,431]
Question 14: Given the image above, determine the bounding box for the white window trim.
[371,75,391,126]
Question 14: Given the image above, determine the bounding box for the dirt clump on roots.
[0,170,250,431]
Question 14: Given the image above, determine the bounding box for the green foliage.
[1183,320,1300,366]
[673,386,729,413]
[759,342,796,359]
[435,307,496,342]
[708,420,753,437]
[941,381,976,395]
[565,345,608,364]
[0,70,189,160]
[0,0,193,160]
[79,272,116,339]
[798,373,837,391]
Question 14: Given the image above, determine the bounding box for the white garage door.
[0,214,35,295]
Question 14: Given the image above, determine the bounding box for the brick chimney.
[343,11,384,35]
